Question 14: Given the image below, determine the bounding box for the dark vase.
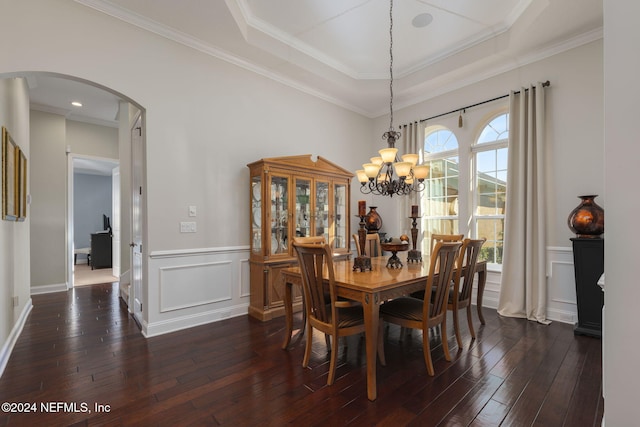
[568,195,604,238]
[365,206,383,234]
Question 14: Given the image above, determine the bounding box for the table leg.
[362,293,380,401]
[476,264,487,325]
[282,280,294,350]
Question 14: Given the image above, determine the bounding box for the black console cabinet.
[91,232,112,270]
[571,238,604,338]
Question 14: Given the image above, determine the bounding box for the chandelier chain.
[357,0,427,197]
[388,0,394,133]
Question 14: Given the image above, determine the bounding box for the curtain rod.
[406,80,551,125]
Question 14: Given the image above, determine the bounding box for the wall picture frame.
[2,126,18,221]
[17,148,27,221]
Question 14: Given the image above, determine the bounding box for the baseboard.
[546,307,578,324]
[143,303,249,337]
[0,298,33,378]
[30,283,68,295]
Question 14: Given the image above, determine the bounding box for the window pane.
[478,114,509,144]
[476,218,504,264]
[423,219,459,255]
[477,150,496,172]
[422,150,459,256]
[475,148,507,216]
[497,147,508,170]
[424,129,458,153]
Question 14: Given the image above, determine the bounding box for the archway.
[3,71,146,326]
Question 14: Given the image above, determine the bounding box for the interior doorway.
[68,154,119,287]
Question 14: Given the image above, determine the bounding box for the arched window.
[421,127,460,255]
[473,113,509,267]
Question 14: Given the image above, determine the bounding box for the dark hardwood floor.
[0,283,603,426]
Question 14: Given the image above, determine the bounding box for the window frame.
[471,112,509,271]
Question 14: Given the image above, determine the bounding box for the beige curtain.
[497,83,549,324]
[401,122,422,232]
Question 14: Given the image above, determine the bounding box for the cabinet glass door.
[333,182,347,249]
[315,181,329,242]
[295,178,311,238]
[251,175,262,254]
[270,175,289,256]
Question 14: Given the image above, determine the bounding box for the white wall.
[29,110,67,289]
[0,0,370,335]
[0,77,32,376]
[603,0,640,423]
[67,120,118,159]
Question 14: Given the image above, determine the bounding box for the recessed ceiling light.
[71,101,83,107]
[412,13,433,28]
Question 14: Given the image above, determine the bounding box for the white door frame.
[130,113,145,327]
[66,154,119,288]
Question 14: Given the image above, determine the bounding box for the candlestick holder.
[407,216,422,263]
[353,215,372,271]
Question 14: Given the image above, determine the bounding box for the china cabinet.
[247,155,352,320]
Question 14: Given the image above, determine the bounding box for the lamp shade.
[356,169,368,183]
[413,164,429,180]
[401,153,419,166]
[363,163,380,178]
[379,148,398,163]
[393,162,412,178]
[370,156,384,166]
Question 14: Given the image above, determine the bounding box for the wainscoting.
[144,245,577,337]
[145,246,251,337]
[546,246,579,323]
[26,245,577,340]
[472,246,578,324]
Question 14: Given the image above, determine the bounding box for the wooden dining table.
[280,255,487,401]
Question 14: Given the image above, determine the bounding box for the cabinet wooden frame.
[247,155,353,321]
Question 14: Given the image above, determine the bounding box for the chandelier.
[356,0,429,197]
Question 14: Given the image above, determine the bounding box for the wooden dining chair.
[379,241,462,376]
[430,233,464,259]
[447,238,485,348]
[352,233,382,257]
[293,241,382,385]
[289,236,327,345]
[409,233,463,301]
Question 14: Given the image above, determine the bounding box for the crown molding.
[74,1,603,119]
[73,0,371,116]
[387,26,604,118]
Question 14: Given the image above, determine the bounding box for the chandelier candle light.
[356,0,429,197]
[354,200,372,272]
[407,204,422,263]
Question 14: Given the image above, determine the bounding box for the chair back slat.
[424,241,462,322]
[454,238,486,303]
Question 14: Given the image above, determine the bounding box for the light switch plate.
[188,205,197,217]
[180,221,197,233]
